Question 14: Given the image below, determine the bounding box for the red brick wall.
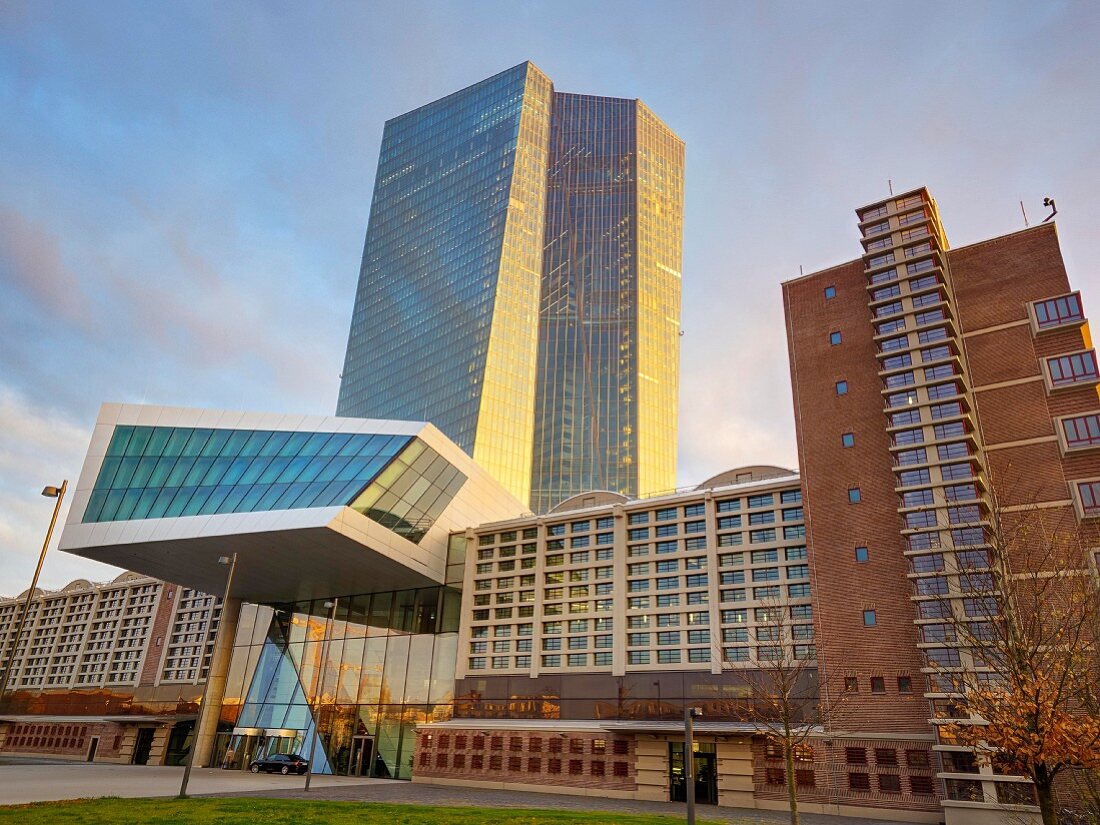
[752,735,940,812]
[139,585,175,687]
[783,262,928,734]
[414,728,636,791]
[0,720,124,760]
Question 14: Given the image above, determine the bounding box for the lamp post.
[179,553,237,798]
[0,481,67,710]
[685,706,702,825]
[304,598,337,791]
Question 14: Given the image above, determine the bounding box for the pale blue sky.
[1,0,1098,593]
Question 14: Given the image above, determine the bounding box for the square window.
[863,609,877,627]
[897,675,912,693]
[844,676,859,693]
[836,380,848,395]
[824,285,836,299]
[870,676,886,694]
[830,331,842,346]
[848,487,861,503]
[841,432,854,448]
[854,546,869,563]
[878,773,902,793]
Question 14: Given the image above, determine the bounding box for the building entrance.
[669,742,717,805]
[348,735,374,776]
[132,727,155,765]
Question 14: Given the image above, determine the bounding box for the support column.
[192,596,241,767]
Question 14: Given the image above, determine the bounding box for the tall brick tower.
[784,187,1098,825]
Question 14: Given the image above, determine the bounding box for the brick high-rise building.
[784,187,1098,825]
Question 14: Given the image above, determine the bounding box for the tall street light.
[0,481,67,710]
[304,598,337,791]
[179,553,237,798]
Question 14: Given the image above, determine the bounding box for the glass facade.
[530,95,684,512]
[350,439,467,543]
[337,62,684,512]
[83,425,412,524]
[220,587,461,778]
[337,62,553,504]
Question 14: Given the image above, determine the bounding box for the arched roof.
[695,465,798,491]
[549,490,629,514]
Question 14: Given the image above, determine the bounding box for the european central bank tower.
[337,62,684,512]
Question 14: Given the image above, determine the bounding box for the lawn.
[0,798,728,824]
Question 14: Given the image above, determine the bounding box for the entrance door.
[348,736,374,776]
[132,728,155,765]
[86,737,99,762]
[668,742,717,805]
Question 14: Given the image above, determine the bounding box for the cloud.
[0,207,91,327]
[0,384,122,596]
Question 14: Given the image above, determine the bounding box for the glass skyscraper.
[338,62,684,512]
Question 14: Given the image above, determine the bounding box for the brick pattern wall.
[414,728,636,791]
[0,720,124,760]
[783,261,928,733]
[751,735,941,812]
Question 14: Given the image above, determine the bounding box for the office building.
[411,468,936,818]
[48,403,525,776]
[0,572,218,765]
[336,62,684,511]
[784,187,1097,825]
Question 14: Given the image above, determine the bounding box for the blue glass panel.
[162,428,192,457]
[181,429,213,457]
[104,426,134,457]
[83,424,412,523]
[259,431,291,457]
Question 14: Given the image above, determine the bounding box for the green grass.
[0,798,733,824]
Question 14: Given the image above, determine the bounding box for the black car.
[249,753,309,775]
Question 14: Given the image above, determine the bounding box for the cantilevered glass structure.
[337,62,684,512]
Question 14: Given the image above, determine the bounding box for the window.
[897,676,912,693]
[1047,350,1099,387]
[841,432,854,448]
[1033,293,1083,330]
[878,774,901,793]
[829,331,842,345]
[835,380,848,396]
[845,747,867,765]
[870,676,886,693]
[863,610,877,627]
[628,651,650,665]
[824,285,836,299]
[1077,480,1100,516]
[1061,413,1100,449]
[910,775,934,795]
[854,546,869,563]
[848,487,861,503]
[844,677,858,693]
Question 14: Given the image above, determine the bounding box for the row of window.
[420,752,630,776]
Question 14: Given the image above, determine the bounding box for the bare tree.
[934,490,1100,825]
[717,599,844,825]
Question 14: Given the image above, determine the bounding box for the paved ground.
[0,762,365,806]
[0,760,914,824]
[211,779,914,825]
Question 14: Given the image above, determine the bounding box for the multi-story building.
[0,571,219,765]
[411,467,933,817]
[336,62,684,512]
[784,186,1098,825]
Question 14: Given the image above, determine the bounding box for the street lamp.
[685,706,703,825]
[179,553,237,798]
[304,598,337,791]
[0,481,67,710]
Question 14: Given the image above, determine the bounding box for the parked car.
[249,753,309,775]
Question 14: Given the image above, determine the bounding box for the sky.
[1,0,1098,595]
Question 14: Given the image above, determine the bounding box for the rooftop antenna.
[888,179,894,196]
[799,265,804,277]
[1042,197,1057,223]
[1020,201,1029,228]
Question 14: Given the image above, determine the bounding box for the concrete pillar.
[192,596,242,767]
